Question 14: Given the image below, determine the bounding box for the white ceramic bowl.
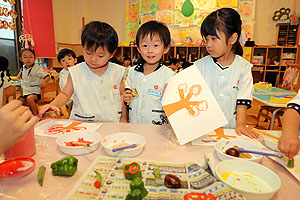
[101,132,146,157]
[216,159,281,200]
[56,131,102,155]
[215,139,263,163]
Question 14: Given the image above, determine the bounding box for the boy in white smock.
[279,90,300,159]
[16,49,50,115]
[39,21,125,122]
[194,8,259,138]
[57,48,77,108]
[123,21,174,125]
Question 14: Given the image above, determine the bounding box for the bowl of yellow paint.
[216,160,281,200]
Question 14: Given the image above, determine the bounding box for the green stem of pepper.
[287,159,294,168]
[38,166,46,186]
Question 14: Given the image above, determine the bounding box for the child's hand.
[39,82,46,89]
[278,134,300,159]
[235,125,260,139]
[39,104,60,118]
[123,90,132,103]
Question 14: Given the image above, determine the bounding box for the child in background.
[123,57,132,68]
[194,8,259,138]
[122,57,132,82]
[123,20,174,125]
[0,56,12,107]
[278,91,300,159]
[16,49,50,115]
[39,21,125,122]
[57,48,77,110]
[168,58,180,72]
[76,55,85,64]
[57,48,77,92]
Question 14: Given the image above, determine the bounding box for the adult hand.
[0,100,39,154]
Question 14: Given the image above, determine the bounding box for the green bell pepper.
[130,177,148,198]
[51,156,78,176]
[125,189,142,200]
[124,162,141,180]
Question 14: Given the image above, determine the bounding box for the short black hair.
[81,21,118,54]
[76,55,85,64]
[0,56,8,71]
[57,48,76,62]
[169,58,179,65]
[123,57,131,61]
[20,48,35,57]
[136,20,170,48]
[181,61,192,69]
[0,56,10,87]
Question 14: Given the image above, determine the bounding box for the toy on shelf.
[254,82,272,89]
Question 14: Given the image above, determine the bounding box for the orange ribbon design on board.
[208,128,236,140]
[163,83,208,117]
[45,122,86,135]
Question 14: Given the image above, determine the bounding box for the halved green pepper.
[126,189,142,200]
[124,162,141,180]
[129,177,148,198]
[51,156,78,176]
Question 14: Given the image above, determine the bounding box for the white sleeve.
[36,65,49,79]
[237,64,253,108]
[3,72,12,88]
[287,90,300,115]
[124,68,132,89]
[59,70,67,91]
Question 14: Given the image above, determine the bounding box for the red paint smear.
[65,138,94,146]
[0,161,25,175]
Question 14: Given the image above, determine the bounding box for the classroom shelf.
[249,45,299,87]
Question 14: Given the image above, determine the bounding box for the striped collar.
[212,57,229,70]
[134,60,164,73]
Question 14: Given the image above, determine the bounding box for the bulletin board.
[126,0,256,45]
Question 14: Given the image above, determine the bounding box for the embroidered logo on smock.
[148,89,162,97]
[154,85,158,90]
[232,80,240,91]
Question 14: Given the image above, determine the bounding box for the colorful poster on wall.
[216,0,238,8]
[126,0,139,43]
[241,19,253,40]
[126,23,139,43]
[139,12,156,24]
[126,0,139,23]
[239,0,255,20]
[156,10,174,25]
[194,0,216,9]
[193,9,212,26]
[157,0,175,10]
[175,10,194,27]
[175,0,185,10]
[139,0,156,13]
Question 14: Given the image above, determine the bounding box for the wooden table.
[0,120,299,199]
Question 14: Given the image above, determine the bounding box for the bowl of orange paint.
[56,131,102,155]
[101,132,146,157]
